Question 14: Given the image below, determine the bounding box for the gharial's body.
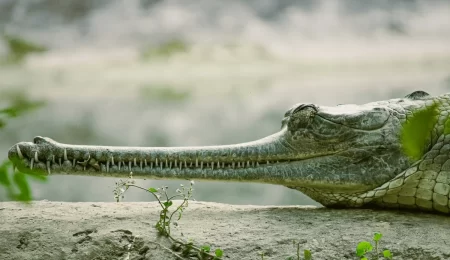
[7,90,450,215]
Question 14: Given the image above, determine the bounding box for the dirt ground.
[0,201,449,260]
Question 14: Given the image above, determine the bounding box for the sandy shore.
[0,201,449,260]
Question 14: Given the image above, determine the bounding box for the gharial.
[7,90,450,215]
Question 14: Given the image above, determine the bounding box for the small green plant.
[285,240,312,260]
[115,173,223,259]
[356,232,393,260]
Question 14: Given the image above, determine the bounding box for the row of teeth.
[15,146,286,175]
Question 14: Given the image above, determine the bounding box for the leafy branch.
[0,90,47,201]
[114,173,224,259]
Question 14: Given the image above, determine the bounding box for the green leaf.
[304,249,312,260]
[215,248,223,257]
[383,250,392,259]
[163,201,173,207]
[373,232,383,242]
[361,257,368,260]
[13,172,31,202]
[201,245,210,252]
[401,102,439,161]
[148,187,158,193]
[356,241,373,257]
[0,161,12,186]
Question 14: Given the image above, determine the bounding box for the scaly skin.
[7,91,450,214]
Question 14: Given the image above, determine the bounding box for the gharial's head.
[273,90,445,204]
[7,90,446,207]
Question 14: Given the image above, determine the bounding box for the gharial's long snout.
[8,131,307,183]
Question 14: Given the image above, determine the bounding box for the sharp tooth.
[106,160,110,173]
[150,162,154,169]
[252,161,255,167]
[256,162,259,166]
[165,159,168,168]
[217,161,220,168]
[64,149,68,161]
[111,156,115,165]
[140,160,143,170]
[222,162,225,168]
[184,160,187,168]
[47,161,51,175]
[200,161,203,169]
[169,161,172,169]
[179,162,182,170]
[52,155,56,164]
[59,157,62,166]
[46,160,51,174]
[16,145,23,159]
[267,160,269,164]
[118,161,121,170]
[195,159,198,167]
[34,152,40,162]
[144,159,148,167]
[237,162,241,168]
[232,162,235,168]
[190,162,193,167]
[73,159,76,167]
[134,158,137,167]
[175,160,177,168]
[211,162,214,170]
[156,158,159,166]
[247,161,250,167]
[129,161,132,170]
[30,158,34,169]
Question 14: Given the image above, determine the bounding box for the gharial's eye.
[285,104,318,130]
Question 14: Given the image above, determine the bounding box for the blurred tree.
[2,33,47,64]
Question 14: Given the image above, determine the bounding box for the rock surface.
[0,201,449,260]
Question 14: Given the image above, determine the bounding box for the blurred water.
[0,0,449,205]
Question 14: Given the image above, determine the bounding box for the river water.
[0,0,449,205]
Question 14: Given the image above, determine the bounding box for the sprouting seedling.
[284,240,312,260]
[356,232,392,260]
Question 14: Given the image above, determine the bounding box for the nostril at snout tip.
[8,141,35,162]
[8,144,22,162]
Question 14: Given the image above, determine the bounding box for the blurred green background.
[0,0,449,205]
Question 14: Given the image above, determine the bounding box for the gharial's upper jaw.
[8,136,63,174]
[8,141,34,163]
[9,137,55,161]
